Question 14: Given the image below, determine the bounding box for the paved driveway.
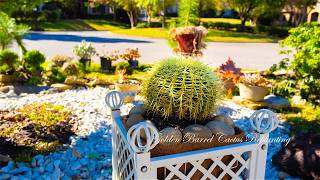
[22,31,284,70]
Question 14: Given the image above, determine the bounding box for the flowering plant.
[73,40,96,59]
[240,73,272,88]
[120,48,141,61]
[168,26,207,56]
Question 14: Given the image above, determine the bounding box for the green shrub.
[280,23,320,106]
[143,57,223,122]
[0,50,19,74]
[22,50,46,85]
[136,22,162,28]
[115,62,133,75]
[137,64,153,72]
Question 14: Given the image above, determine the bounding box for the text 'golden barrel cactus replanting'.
[143,57,223,123]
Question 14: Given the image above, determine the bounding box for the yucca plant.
[143,57,223,122]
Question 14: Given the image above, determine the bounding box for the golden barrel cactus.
[143,58,223,122]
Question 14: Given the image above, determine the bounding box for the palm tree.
[0,12,30,53]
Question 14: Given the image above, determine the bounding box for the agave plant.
[143,57,223,122]
[0,12,29,53]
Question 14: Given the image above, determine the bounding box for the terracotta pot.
[115,83,140,103]
[239,83,269,102]
[176,34,198,54]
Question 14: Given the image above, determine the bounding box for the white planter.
[239,83,269,102]
[105,90,278,180]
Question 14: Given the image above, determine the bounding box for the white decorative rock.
[213,114,235,127]
[206,121,235,136]
[129,104,145,116]
[159,127,183,144]
[182,124,212,139]
[126,114,144,129]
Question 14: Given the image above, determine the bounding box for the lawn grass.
[200,18,251,26]
[37,19,278,43]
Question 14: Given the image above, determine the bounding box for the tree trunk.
[241,17,247,27]
[147,8,152,24]
[112,5,117,21]
[162,1,166,28]
[127,11,136,29]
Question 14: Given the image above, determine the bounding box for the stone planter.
[0,74,16,84]
[128,60,139,69]
[100,57,112,72]
[114,83,140,103]
[106,91,279,180]
[239,83,269,102]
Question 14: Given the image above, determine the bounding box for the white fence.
[106,91,278,180]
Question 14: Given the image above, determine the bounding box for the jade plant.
[143,57,223,122]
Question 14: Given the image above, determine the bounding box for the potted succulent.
[217,57,243,95]
[239,73,272,101]
[114,69,140,103]
[120,48,141,69]
[98,49,119,72]
[169,26,207,56]
[73,40,96,71]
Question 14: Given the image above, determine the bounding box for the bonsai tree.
[0,50,20,75]
[143,57,223,123]
[22,50,46,85]
[120,48,141,69]
[169,26,207,56]
[0,12,29,53]
[73,40,96,71]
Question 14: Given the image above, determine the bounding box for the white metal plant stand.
[105,90,279,180]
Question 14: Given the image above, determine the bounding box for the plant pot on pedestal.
[239,83,269,102]
[114,82,140,103]
[100,57,112,72]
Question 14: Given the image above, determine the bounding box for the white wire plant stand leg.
[106,90,279,180]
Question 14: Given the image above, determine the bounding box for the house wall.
[308,1,320,22]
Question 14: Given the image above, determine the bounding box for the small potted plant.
[169,26,207,56]
[120,48,141,69]
[217,57,243,95]
[98,49,119,72]
[239,73,272,101]
[114,69,140,103]
[73,40,96,71]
